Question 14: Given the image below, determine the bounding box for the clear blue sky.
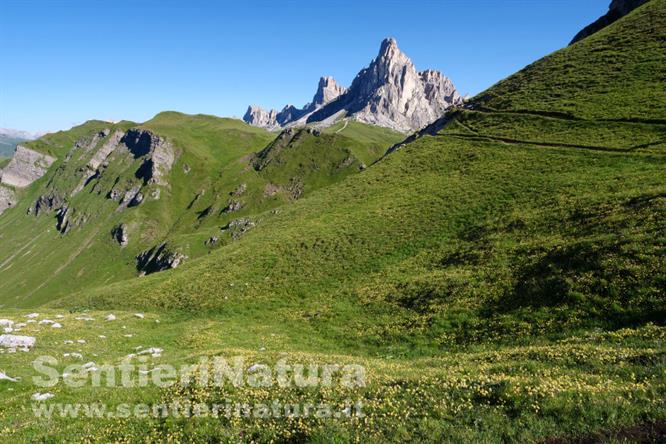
[1,0,608,133]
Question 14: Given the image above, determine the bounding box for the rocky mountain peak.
[347,37,419,101]
[307,38,462,132]
[243,105,279,129]
[243,77,346,130]
[244,38,462,133]
[376,37,402,66]
[380,37,397,51]
[312,76,346,107]
[378,38,406,62]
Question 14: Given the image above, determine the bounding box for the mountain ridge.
[570,0,651,44]
[244,38,462,133]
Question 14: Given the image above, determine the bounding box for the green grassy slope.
[0,113,401,306]
[68,0,666,346]
[253,122,400,199]
[24,120,121,158]
[0,309,662,442]
[1,2,665,441]
[476,1,666,121]
[0,115,274,306]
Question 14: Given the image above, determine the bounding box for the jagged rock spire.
[243,38,462,133]
[243,105,279,130]
[312,76,346,106]
[309,38,462,132]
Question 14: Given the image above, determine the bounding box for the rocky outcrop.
[0,145,56,188]
[136,243,187,275]
[72,128,110,155]
[308,38,462,132]
[89,130,124,170]
[243,38,461,133]
[0,144,58,215]
[71,130,124,197]
[570,0,651,44]
[243,106,280,130]
[311,76,346,107]
[56,206,70,234]
[111,224,129,247]
[0,186,16,214]
[222,199,243,214]
[28,192,65,216]
[243,76,347,129]
[205,235,219,247]
[25,190,86,234]
[221,218,255,240]
[120,186,142,207]
[72,129,175,202]
[53,205,88,235]
[123,129,175,186]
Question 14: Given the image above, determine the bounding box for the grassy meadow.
[0,1,665,442]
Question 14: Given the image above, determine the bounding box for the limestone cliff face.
[10,126,179,228]
[0,145,55,188]
[315,38,461,132]
[0,186,15,214]
[243,106,280,130]
[243,76,347,130]
[0,145,56,215]
[570,0,651,44]
[243,38,461,133]
[88,130,124,170]
[311,76,346,108]
[122,129,175,186]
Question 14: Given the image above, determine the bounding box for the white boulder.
[0,334,36,349]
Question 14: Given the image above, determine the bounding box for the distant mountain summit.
[243,76,347,130]
[243,38,462,133]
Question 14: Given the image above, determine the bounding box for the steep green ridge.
[476,1,666,121]
[24,120,122,159]
[0,113,401,306]
[0,115,274,306]
[252,122,398,199]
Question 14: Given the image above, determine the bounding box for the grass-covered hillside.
[0,112,401,307]
[0,1,664,442]
[66,0,666,346]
